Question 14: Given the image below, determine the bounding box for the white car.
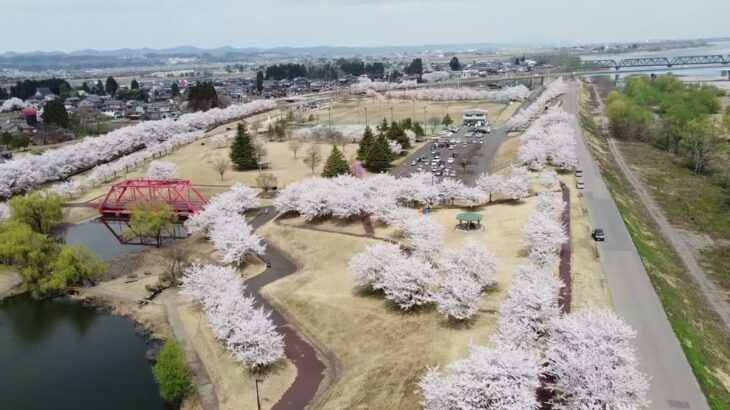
[450,170,456,177]
[447,157,454,164]
[417,166,423,172]
[576,179,585,189]
[411,160,417,166]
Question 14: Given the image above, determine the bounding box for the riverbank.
[72,232,296,410]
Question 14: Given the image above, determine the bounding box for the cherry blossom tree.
[507,77,567,130]
[501,167,530,201]
[210,133,229,148]
[146,160,178,180]
[0,97,26,112]
[209,214,265,265]
[349,242,405,287]
[186,183,260,236]
[421,71,452,83]
[379,256,439,310]
[538,169,560,191]
[535,192,566,220]
[420,343,541,410]
[180,264,284,369]
[438,239,499,288]
[434,271,483,320]
[493,265,563,349]
[385,85,530,102]
[0,100,275,197]
[350,77,417,94]
[544,307,649,409]
[522,209,568,265]
[475,173,504,203]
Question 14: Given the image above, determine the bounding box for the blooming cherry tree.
[435,272,483,320]
[521,210,568,265]
[146,160,178,180]
[180,264,284,369]
[209,214,265,265]
[475,173,504,203]
[493,265,563,349]
[379,256,439,310]
[348,242,405,287]
[420,343,541,410]
[501,167,530,201]
[545,307,649,409]
[438,239,498,288]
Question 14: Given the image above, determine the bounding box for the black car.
[592,228,605,241]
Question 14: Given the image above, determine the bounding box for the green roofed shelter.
[456,212,483,231]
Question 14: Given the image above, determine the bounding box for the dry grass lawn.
[258,198,537,409]
[177,300,296,410]
[312,96,511,127]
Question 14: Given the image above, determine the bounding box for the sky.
[1,0,728,52]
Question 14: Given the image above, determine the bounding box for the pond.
[0,218,189,410]
[0,293,170,410]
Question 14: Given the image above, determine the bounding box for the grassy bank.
[578,93,730,409]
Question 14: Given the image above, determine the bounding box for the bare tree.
[302,144,323,175]
[256,172,278,192]
[162,241,191,286]
[210,157,230,181]
[288,139,303,159]
[427,117,441,134]
[254,140,268,163]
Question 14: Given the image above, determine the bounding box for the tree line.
[263,59,388,81]
[604,75,730,177]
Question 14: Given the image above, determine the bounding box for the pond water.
[0,218,187,409]
[0,294,170,410]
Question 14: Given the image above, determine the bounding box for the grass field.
[310,96,513,127]
[617,141,730,293]
[578,82,730,409]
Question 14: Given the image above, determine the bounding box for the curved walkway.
[247,207,327,410]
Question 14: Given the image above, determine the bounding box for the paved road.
[566,82,710,410]
[246,207,327,410]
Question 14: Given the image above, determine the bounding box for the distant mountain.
[0,42,556,59]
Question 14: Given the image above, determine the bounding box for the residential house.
[34,87,58,101]
[0,122,20,135]
[64,97,80,110]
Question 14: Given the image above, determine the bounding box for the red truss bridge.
[98,179,207,217]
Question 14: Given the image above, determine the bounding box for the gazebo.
[456,212,483,232]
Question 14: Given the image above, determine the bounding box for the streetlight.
[255,378,263,410]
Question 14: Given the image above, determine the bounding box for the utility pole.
[390,106,394,122]
[328,107,332,131]
[365,107,368,126]
[423,107,426,125]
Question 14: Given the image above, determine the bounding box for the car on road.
[575,168,583,178]
[447,157,454,164]
[592,228,605,241]
[462,142,468,147]
[576,178,584,189]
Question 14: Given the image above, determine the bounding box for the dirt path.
[247,207,328,410]
[558,182,572,314]
[162,291,220,410]
[592,85,730,330]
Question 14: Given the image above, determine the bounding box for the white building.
[463,108,488,126]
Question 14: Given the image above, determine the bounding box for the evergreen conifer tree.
[365,134,393,171]
[229,123,258,170]
[321,146,350,178]
[357,125,375,159]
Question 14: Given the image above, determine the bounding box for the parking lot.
[393,123,510,184]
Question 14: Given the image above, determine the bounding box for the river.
[580,40,730,79]
[0,219,172,410]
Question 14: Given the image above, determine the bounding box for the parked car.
[592,228,605,241]
[449,145,455,150]
[447,157,454,164]
[450,170,457,177]
[575,168,583,177]
[411,160,417,166]
[576,178,584,189]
